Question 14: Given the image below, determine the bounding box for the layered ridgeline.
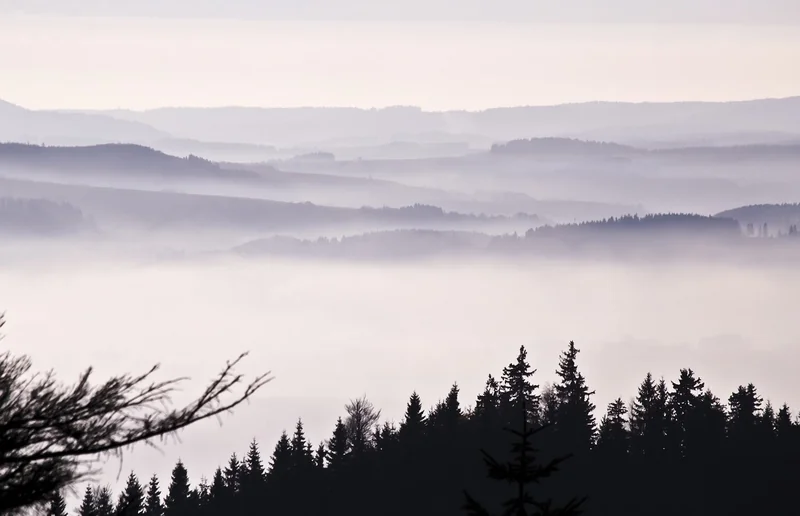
[234,213,800,263]
[72,342,800,516]
[0,197,93,236]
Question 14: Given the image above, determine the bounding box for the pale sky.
[2,14,800,111]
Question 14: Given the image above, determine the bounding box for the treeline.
[525,213,741,238]
[65,342,800,516]
[490,138,635,157]
[0,197,89,235]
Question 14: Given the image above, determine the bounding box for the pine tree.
[728,384,763,443]
[77,486,96,516]
[596,398,629,457]
[45,492,68,516]
[630,372,668,459]
[241,439,266,498]
[463,396,585,516]
[206,468,227,515]
[94,486,115,516]
[326,418,351,471]
[399,391,427,445]
[315,442,327,469]
[553,341,596,454]
[143,476,164,516]
[500,346,540,428]
[290,419,314,471]
[222,453,242,498]
[164,461,192,516]
[268,431,293,480]
[776,404,794,441]
[668,369,705,458]
[116,472,145,516]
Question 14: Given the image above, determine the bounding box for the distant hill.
[79,97,800,148]
[0,176,529,234]
[490,138,638,156]
[0,197,92,236]
[0,99,167,144]
[0,143,259,181]
[716,203,800,232]
[232,213,800,263]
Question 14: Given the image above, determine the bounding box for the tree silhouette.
[116,472,145,516]
[553,342,596,455]
[45,491,68,516]
[164,461,192,516]
[0,314,271,514]
[77,486,96,516]
[143,475,163,516]
[463,396,585,516]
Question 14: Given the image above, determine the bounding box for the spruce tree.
[206,468,226,515]
[728,384,763,444]
[116,472,145,516]
[143,476,163,516]
[46,492,68,516]
[94,486,115,516]
[326,418,351,471]
[500,346,540,428]
[399,391,427,445]
[241,439,266,499]
[164,461,192,516]
[596,398,629,458]
[553,341,596,454]
[630,373,668,459]
[315,442,327,469]
[268,431,293,480]
[290,419,314,472]
[668,369,705,458]
[77,486,96,516]
[222,453,242,499]
[463,396,585,516]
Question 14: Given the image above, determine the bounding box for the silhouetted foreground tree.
[463,397,585,516]
[0,314,271,514]
[76,339,800,516]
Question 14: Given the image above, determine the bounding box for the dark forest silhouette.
[70,342,800,516]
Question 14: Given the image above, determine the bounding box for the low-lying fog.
[2,256,798,495]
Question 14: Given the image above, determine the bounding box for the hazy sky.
[2,13,800,110]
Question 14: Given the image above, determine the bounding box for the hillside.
[0,99,167,144]
[0,176,532,234]
[716,203,800,232]
[0,143,259,181]
[80,97,800,148]
[0,197,92,235]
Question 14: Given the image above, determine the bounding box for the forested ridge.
[62,342,800,516]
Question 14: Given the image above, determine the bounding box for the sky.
[1,4,800,110]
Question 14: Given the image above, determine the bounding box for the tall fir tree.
[143,476,164,516]
[116,472,145,516]
[500,346,540,428]
[463,395,585,516]
[668,369,705,459]
[326,418,351,471]
[94,486,115,516]
[46,492,68,516]
[728,384,763,444]
[222,453,242,500]
[399,391,427,445]
[268,431,293,480]
[164,461,192,516]
[553,341,597,454]
[290,419,314,472]
[77,486,96,516]
[241,439,266,496]
[596,398,629,458]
